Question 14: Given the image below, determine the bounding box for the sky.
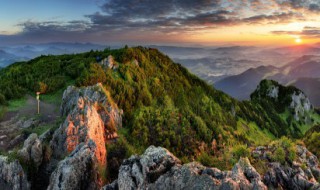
[1,0,320,46]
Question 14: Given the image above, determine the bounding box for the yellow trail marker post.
[36,92,40,114]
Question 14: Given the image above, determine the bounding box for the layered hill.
[0,47,319,189]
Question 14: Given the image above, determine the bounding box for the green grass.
[40,88,64,106]
[279,109,320,135]
[22,123,56,136]
[235,119,275,146]
[299,111,320,134]
[7,97,27,112]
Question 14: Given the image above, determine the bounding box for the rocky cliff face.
[51,83,122,162]
[251,79,313,121]
[290,91,312,120]
[48,83,122,188]
[104,146,320,190]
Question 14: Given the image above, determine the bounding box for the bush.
[305,132,320,158]
[197,151,214,167]
[232,144,250,160]
[0,93,6,105]
[272,147,286,164]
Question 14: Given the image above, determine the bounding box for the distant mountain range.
[215,55,320,107]
[151,44,320,84]
[0,42,108,67]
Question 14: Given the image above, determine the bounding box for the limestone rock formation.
[253,145,320,190]
[101,55,117,69]
[290,91,312,120]
[103,146,268,190]
[0,156,29,190]
[48,83,122,189]
[18,133,43,168]
[52,83,122,162]
[47,142,100,190]
[251,79,313,121]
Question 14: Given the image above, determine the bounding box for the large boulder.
[0,156,29,190]
[18,133,43,168]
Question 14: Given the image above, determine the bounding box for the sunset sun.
[295,38,302,44]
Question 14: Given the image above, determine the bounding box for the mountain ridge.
[0,47,319,189]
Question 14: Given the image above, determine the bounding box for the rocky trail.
[0,95,60,151]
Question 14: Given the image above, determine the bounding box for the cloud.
[274,0,320,12]
[271,26,320,37]
[86,0,306,32]
[243,12,304,24]
[2,0,320,45]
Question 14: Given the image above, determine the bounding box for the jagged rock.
[264,162,319,190]
[117,145,181,189]
[19,118,39,129]
[0,156,30,190]
[290,91,311,121]
[52,84,122,162]
[267,85,279,98]
[132,59,139,67]
[48,84,122,189]
[101,180,118,190]
[7,134,25,149]
[47,142,100,190]
[108,146,267,190]
[256,145,320,189]
[101,55,116,69]
[18,133,43,168]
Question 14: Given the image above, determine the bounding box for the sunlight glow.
[295,38,302,43]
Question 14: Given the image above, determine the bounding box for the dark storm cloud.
[309,3,320,11]
[271,26,320,37]
[86,0,306,32]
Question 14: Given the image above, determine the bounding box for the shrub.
[232,144,250,160]
[197,151,214,167]
[0,93,6,105]
[272,147,286,164]
[305,132,320,158]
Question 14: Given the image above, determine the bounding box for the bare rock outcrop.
[48,83,122,189]
[0,156,29,190]
[101,55,117,69]
[103,146,267,190]
[52,83,122,163]
[253,145,320,189]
